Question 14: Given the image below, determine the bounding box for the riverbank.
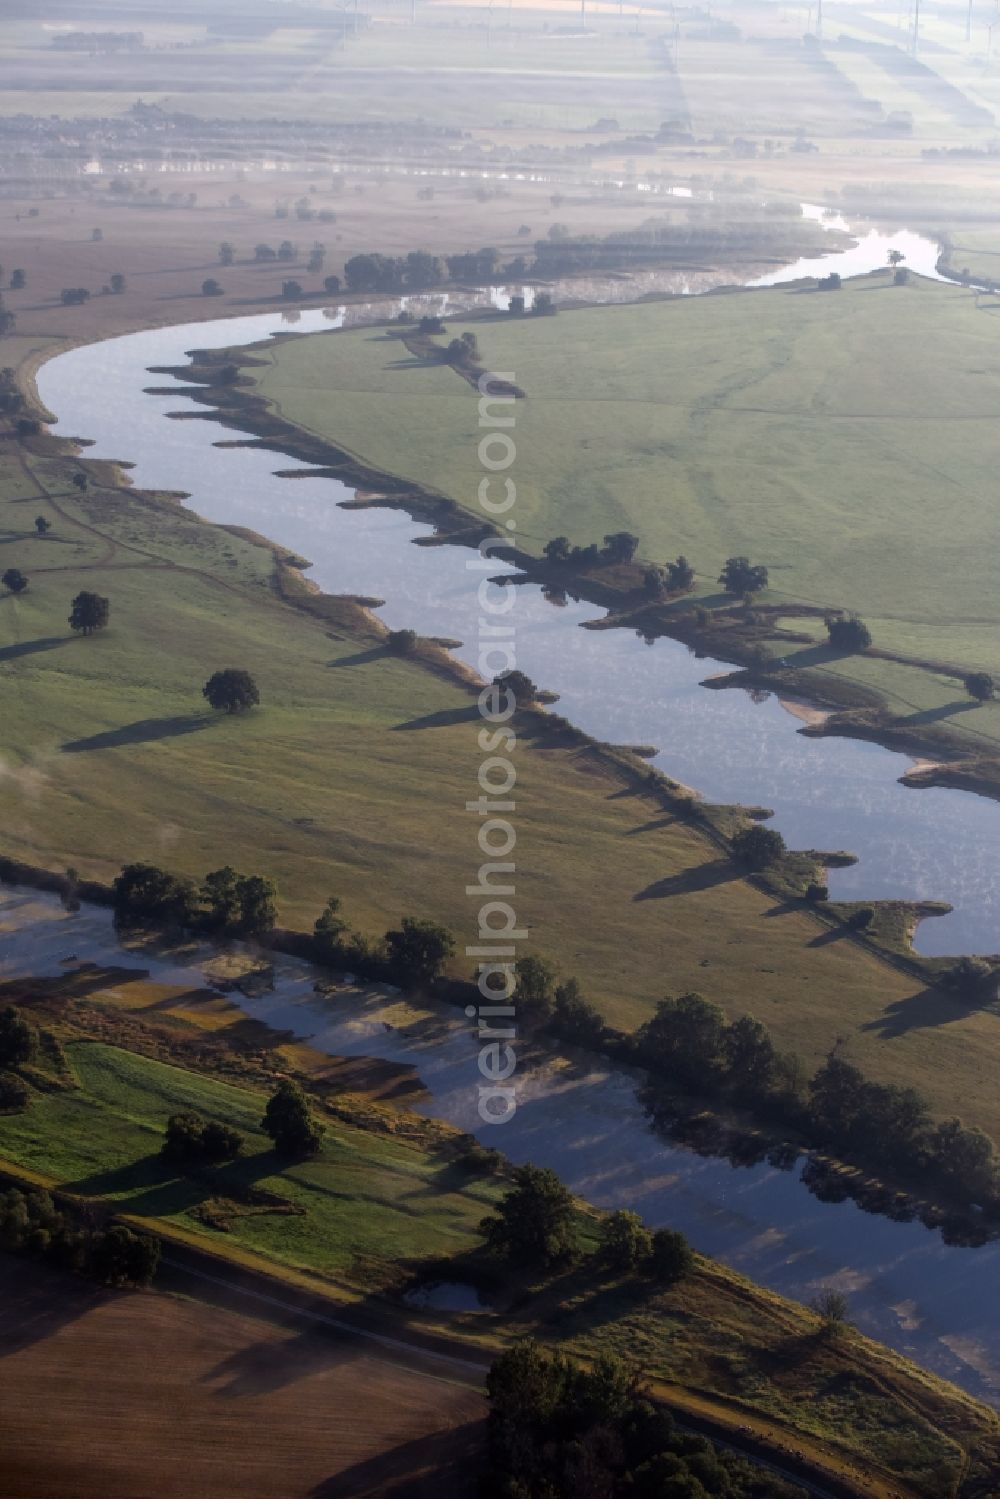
[2,891,1000,1493]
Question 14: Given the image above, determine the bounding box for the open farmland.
[0,1256,485,1499]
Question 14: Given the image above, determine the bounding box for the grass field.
[1,1023,999,1499]
[0,1256,485,1499]
[4,428,964,1108]
[248,276,1000,744]
[0,1040,502,1287]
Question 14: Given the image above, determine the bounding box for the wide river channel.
[24,211,1000,1402]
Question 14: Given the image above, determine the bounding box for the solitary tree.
[964,671,995,702]
[202,668,259,714]
[323,274,341,296]
[281,279,303,301]
[543,535,571,565]
[2,569,27,595]
[731,822,786,870]
[811,1287,850,1336]
[480,1163,577,1266]
[34,515,50,536]
[494,668,537,704]
[508,294,526,316]
[532,292,556,316]
[718,556,768,597]
[69,590,109,635]
[72,472,88,493]
[109,273,126,295]
[887,249,906,268]
[201,278,224,297]
[218,242,235,266]
[262,1079,324,1158]
[825,613,871,651]
[10,270,25,290]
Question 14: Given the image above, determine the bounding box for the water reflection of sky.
[4,888,1000,1406]
[38,253,1000,956]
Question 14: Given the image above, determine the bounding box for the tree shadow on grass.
[807,925,852,947]
[862,985,995,1040]
[633,859,738,901]
[393,706,480,732]
[61,714,211,753]
[896,700,979,727]
[310,1419,486,1498]
[0,635,67,663]
[328,646,390,669]
[62,1148,284,1219]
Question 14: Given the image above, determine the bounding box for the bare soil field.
[0,1255,485,1499]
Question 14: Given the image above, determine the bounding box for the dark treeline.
[0,1185,160,1287]
[485,1341,807,1499]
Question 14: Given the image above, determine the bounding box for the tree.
[10,270,25,290]
[532,291,556,315]
[817,272,842,291]
[163,1111,243,1165]
[109,273,126,295]
[72,471,88,492]
[386,627,417,655]
[667,555,695,591]
[724,1013,777,1096]
[0,1071,30,1113]
[513,954,556,1015]
[219,242,235,266]
[480,1163,577,1265]
[34,515,50,535]
[69,590,109,635]
[635,993,727,1088]
[649,1227,694,1284]
[314,896,349,961]
[277,240,296,262]
[602,531,640,565]
[601,1208,653,1270]
[91,1225,160,1287]
[203,667,259,714]
[385,916,455,986]
[494,668,536,704]
[825,613,871,651]
[551,977,605,1047]
[887,249,905,268]
[113,863,198,927]
[718,556,768,597]
[964,671,995,702]
[281,279,303,301]
[202,278,224,297]
[262,1079,324,1158]
[2,568,27,595]
[543,535,572,565]
[941,955,995,1000]
[61,288,90,306]
[200,866,276,936]
[508,294,525,316]
[323,274,341,295]
[811,1287,849,1335]
[486,1339,573,1430]
[0,1006,38,1070]
[254,244,277,263]
[731,822,786,870]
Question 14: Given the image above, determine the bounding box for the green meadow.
[250,277,1000,749]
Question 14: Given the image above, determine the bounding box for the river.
[36,213,1000,957]
[21,212,1000,1403]
[3,883,1000,1405]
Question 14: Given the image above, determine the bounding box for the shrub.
[601,1209,653,1270]
[941,956,995,999]
[805,881,828,903]
[964,671,995,702]
[386,628,417,655]
[162,1111,243,1166]
[848,906,875,930]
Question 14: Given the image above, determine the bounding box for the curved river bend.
[37,219,1000,958]
[23,215,1000,1403]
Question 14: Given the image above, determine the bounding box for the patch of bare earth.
[0,1256,484,1498]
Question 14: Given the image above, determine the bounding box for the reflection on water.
[36,218,1000,955]
[3,887,999,1405]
